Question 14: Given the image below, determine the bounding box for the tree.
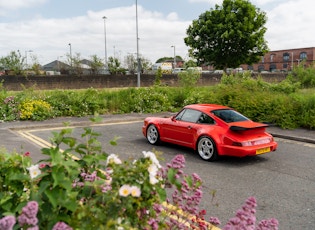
[107,56,125,75]
[183,59,197,69]
[124,54,137,74]
[184,0,268,70]
[156,56,183,64]
[0,50,25,75]
[124,54,152,74]
[67,53,84,76]
[89,55,104,75]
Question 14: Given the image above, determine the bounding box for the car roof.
[184,104,230,112]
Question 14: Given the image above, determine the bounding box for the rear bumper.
[218,142,278,157]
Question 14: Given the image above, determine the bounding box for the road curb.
[271,133,315,145]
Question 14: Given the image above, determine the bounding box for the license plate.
[256,147,271,155]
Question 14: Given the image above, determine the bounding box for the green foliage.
[0,119,212,229]
[129,87,174,113]
[89,54,104,74]
[154,67,162,86]
[107,56,125,75]
[0,50,25,75]
[0,151,32,215]
[0,71,314,129]
[287,61,315,88]
[177,68,201,88]
[184,0,268,69]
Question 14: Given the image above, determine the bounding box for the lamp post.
[68,43,72,66]
[102,16,108,68]
[136,0,140,87]
[25,50,33,69]
[171,45,176,68]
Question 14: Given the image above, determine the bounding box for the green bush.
[0,73,314,129]
[288,61,315,88]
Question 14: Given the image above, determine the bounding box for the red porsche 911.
[142,104,277,161]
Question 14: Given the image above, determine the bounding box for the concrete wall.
[0,73,287,91]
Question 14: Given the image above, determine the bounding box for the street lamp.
[25,50,33,69]
[102,16,108,68]
[136,0,141,87]
[171,45,176,68]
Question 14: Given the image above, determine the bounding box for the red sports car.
[142,104,277,161]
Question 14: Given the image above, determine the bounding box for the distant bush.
[288,61,315,88]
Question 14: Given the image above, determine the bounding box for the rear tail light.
[232,138,272,147]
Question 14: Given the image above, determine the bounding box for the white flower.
[119,184,131,197]
[148,163,158,175]
[27,164,41,179]
[106,154,122,166]
[130,185,141,197]
[142,151,161,168]
[149,174,159,185]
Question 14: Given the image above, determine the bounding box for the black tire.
[146,124,160,145]
[196,136,218,161]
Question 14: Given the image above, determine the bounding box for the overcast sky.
[0,0,314,65]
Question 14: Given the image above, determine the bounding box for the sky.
[0,0,314,66]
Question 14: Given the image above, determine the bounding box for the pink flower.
[0,215,16,230]
[52,222,73,230]
[18,201,39,227]
[23,152,30,157]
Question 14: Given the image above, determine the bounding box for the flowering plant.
[0,118,279,229]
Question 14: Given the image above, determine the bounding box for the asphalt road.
[3,118,315,229]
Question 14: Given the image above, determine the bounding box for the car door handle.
[187,126,192,129]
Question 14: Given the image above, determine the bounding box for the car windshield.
[212,109,249,123]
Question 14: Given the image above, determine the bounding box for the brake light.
[232,138,272,147]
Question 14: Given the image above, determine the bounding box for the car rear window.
[212,109,249,123]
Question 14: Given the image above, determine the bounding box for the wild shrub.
[177,69,200,88]
[131,87,173,113]
[288,61,315,88]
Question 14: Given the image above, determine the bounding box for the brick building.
[241,47,315,72]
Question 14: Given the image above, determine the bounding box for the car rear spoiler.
[230,124,268,131]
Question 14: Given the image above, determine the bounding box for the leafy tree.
[0,50,25,75]
[183,59,198,69]
[139,55,152,74]
[184,0,268,70]
[89,55,104,75]
[66,53,84,76]
[156,56,183,64]
[30,55,42,75]
[124,54,152,74]
[108,56,125,75]
[124,54,137,74]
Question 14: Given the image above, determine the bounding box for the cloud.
[0,4,191,65]
[0,0,47,16]
[0,0,314,66]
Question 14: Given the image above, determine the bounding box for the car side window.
[177,109,201,123]
[197,113,215,124]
